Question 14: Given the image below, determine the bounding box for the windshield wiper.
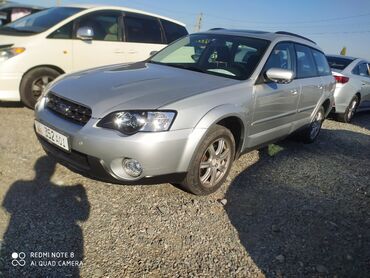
[147,60,164,65]
[148,61,206,73]
[164,63,206,73]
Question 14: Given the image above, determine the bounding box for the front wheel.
[20,67,60,109]
[181,125,235,195]
[300,106,325,144]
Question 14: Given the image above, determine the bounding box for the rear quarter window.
[312,49,331,76]
[161,19,188,43]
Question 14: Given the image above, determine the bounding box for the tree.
[340,47,347,56]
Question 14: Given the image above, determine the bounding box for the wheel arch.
[176,104,248,173]
[21,65,65,82]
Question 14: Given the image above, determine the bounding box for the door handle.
[318,84,324,90]
[290,89,298,95]
[114,49,125,54]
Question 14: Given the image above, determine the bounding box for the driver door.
[249,42,300,146]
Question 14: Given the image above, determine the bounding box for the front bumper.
[0,72,22,101]
[35,98,206,183]
[37,135,186,184]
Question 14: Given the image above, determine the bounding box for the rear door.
[294,44,322,122]
[72,10,124,71]
[122,13,167,63]
[250,42,300,145]
[311,48,334,107]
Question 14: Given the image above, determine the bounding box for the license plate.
[35,121,70,151]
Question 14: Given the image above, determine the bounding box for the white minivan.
[0,5,188,107]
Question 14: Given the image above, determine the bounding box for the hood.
[50,62,239,118]
[0,34,31,47]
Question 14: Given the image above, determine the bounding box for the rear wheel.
[300,106,325,144]
[337,95,359,123]
[20,67,60,109]
[181,125,235,195]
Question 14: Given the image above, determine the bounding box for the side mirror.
[76,26,94,40]
[149,51,158,56]
[265,68,294,84]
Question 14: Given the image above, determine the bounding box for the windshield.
[150,34,270,80]
[0,7,83,34]
[326,56,355,71]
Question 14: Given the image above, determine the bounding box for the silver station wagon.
[35,29,335,195]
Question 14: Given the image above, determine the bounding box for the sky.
[23,0,370,59]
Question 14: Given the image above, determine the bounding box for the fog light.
[122,159,143,177]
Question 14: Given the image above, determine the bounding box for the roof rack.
[275,31,316,44]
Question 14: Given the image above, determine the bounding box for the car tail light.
[333,75,349,84]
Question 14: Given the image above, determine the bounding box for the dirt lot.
[0,103,369,277]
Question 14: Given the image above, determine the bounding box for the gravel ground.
[0,103,369,277]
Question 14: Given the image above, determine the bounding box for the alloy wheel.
[310,109,324,140]
[199,138,232,188]
[347,99,358,122]
[31,76,54,101]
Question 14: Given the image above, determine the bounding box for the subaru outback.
[35,29,335,195]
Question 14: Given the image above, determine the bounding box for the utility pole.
[194,12,203,32]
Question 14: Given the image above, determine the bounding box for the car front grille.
[46,92,92,125]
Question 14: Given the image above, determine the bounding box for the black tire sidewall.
[20,67,60,109]
[183,125,236,195]
[302,106,325,144]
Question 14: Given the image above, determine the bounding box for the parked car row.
[1,5,369,195]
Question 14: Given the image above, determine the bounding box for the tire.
[337,95,359,123]
[300,106,325,144]
[181,124,235,195]
[20,67,60,109]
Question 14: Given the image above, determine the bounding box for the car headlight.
[97,111,176,135]
[0,47,25,63]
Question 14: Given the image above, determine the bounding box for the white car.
[0,5,187,107]
[327,55,370,122]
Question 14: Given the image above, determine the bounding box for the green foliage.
[268,144,284,156]
[340,47,347,56]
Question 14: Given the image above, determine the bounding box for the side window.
[358,63,370,77]
[264,42,295,71]
[312,49,331,76]
[77,11,121,42]
[48,21,74,39]
[161,19,187,43]
[352,65,360,75]
[125,14,162,44]
[295,44,318,78]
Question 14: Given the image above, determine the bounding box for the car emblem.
[57,102,71,115]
